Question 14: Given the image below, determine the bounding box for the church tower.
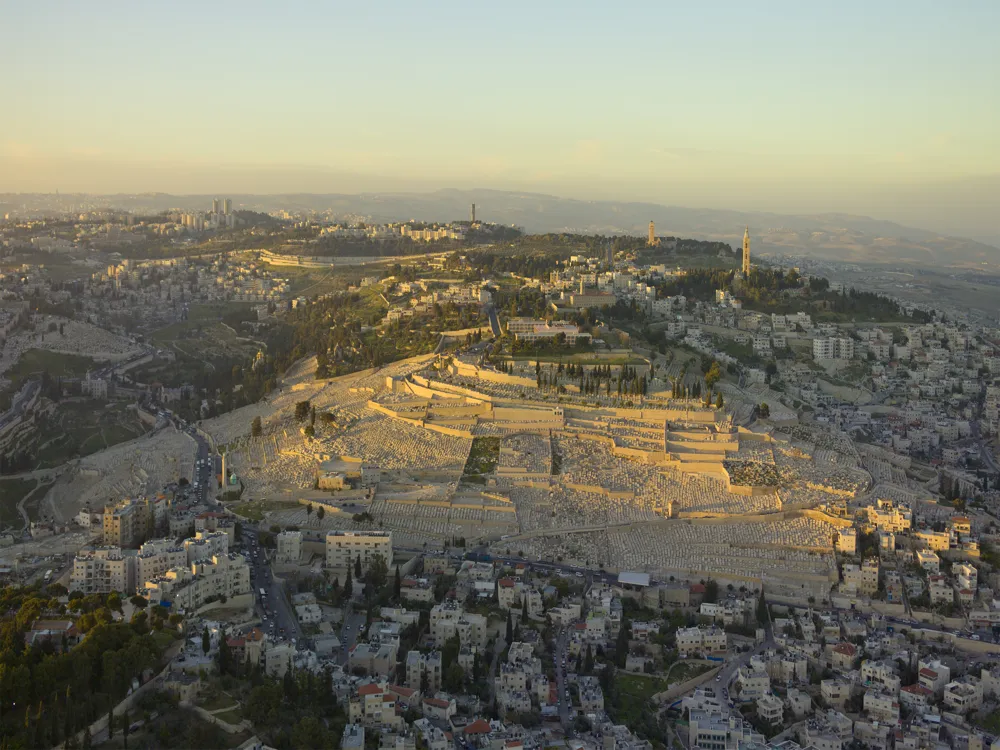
[742,226,751,276]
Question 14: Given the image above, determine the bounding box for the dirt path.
[15,477,40,532]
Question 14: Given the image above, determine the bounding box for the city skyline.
[1,1,997,239]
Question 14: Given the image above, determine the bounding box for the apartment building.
[326,530,393,572]
[136,538,187,584]
[813,337,855,360]
[429,601,489,649]
[676,625,727,656]
[506,317,591,345]
[843,558,879,596]
[143,553,250,610]
[406,650,442,693]
[863,689,900,723]
[943,680,983,713]
[70,546,136,594]
[737,665,771,701]
[103,498,152,547]
[276,530,302,564]
[821,679,851,709]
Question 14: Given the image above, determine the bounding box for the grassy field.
[215,708,244,725]
[230,498,296,522]
[0,478,36,530]
[611,673,670,727]
[33,401,148,469]
[199,693,238,713]
[978,709,1000,735]
[3,349,98,390]
[462,437,500,477]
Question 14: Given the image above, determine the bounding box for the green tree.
[365,553,389,591]
[251,416,263,437]
[394,565,402,601]
[716,392,724,409]
[759,402,770,419]
[317,505,325,524]
[202,626,211,655]
[505,611,513,643]
[705,360,722,389]
[354,554,362,579]
[704,579,720,604]
[344,569,353,598]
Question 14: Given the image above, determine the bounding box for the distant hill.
[4,188,997,268]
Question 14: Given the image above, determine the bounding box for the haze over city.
[7,4,1000,750]
[2,0,998,241]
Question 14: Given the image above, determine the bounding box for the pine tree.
[344,569,353,598]
[505,611,513,643]
[394,564,401,601]
[354,554,362,578]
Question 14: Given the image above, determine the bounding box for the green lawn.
[215,709,244,725]
[609,673,670,732]
[462,437,500,477]
[32,402,147,469]
[230,498,295,522]
[978,709,1000,735]
[668,662,713,683]
[4,349,97,385]
[199,693,238,713]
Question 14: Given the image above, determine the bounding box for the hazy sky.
[2,1,998,237]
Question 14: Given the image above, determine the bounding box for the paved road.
[338,603,367,666]
[241,526,302,644]
[486,305,501,338]
[486,632,506,707]
[553,627,573,731]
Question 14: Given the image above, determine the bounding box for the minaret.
[742,226,751,276]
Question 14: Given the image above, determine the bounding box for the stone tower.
[742,226,751,276]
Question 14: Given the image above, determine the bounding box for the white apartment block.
[676,626,727,655]
[276,530,302,564]
[144,553,251,610]
[326,531,393,572]
[406,650,442,692]
[813,337,855,360]
[70,547,136,595]
[136,538,187,584]
[863,689,900,723]
[506,318,591,346]
[428,601,488,649]
[842,559,879,596]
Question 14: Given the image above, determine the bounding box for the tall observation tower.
[742,226,751,275]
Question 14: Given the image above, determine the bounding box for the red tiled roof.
[690,583,705,594]
[423,697,450,709]
[499,578,516,588]
[902,684,932,695]
[833,643,856,656]
[388,684,416,697]
[464,719,491,735]
[919,668,938,678]
[358,684,382,696]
